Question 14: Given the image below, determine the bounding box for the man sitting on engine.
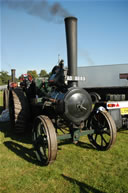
[49,60,65,88]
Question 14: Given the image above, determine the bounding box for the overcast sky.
[1,0,128,77]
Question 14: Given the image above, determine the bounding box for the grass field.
[0,90,128,193]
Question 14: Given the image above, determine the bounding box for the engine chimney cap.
[64,16,77,22]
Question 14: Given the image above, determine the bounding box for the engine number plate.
[120,108,128,115]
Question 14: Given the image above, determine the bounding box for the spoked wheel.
[3,89,9,109]
[33,115,57,165]
[88,108,117,150]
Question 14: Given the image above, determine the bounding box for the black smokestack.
[3,0,71,23]
[65,17,77,87]
[11,69,16,82]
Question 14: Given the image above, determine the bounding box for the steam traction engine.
[9,17,117,165]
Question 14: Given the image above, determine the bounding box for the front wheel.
[33,115,57,165]
[88,108,117,150]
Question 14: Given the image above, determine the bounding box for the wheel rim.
[33,115,57,165]
[88,109,117,150]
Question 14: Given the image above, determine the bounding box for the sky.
[0,0,128,78]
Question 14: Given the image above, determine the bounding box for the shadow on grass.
[0,121,32,144]
[76,141,95,150]
[1,121,95,166]
[0,106,4,114]
[62,174,106,193]
[4,141,43,166]
[118,128,128,134]
[58,139,95,150]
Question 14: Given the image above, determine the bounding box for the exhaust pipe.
[64,17,78,87]
[11,69,16,82]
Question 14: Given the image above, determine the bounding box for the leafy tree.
[39,69,48,77]
[27,70,38,79]
[0,71,11,85]
[48,71,52,77]
[0,78,2,85]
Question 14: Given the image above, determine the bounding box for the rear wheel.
[33,115,57,165]
[9,88,30,133]
[88,108,117,150]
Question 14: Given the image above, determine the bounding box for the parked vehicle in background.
[78,64,128,130]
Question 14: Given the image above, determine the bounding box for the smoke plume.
[2,0,71,23]
[80,49,94,65]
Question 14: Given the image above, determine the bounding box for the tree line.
[0,69,49,85]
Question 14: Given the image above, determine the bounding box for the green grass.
[0,91,128,193]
